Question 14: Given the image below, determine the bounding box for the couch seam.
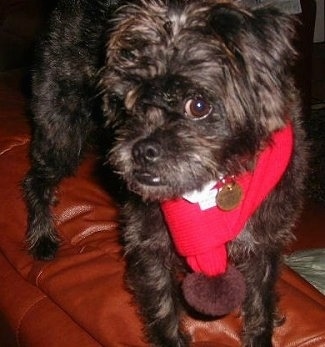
[0,137,29,157]
[285,333,325,347]
[15,295,47,347]
[14,285,105,347]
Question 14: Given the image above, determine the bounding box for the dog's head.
[102,0,297,201]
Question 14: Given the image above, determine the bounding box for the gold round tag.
[217,182,243,211]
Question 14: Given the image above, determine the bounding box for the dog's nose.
[132,139,162,164]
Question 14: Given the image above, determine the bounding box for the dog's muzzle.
[132,139,165,186]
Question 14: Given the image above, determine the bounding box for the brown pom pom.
[182,265,246,316]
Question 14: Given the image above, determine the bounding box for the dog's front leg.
[23,69,95,260]
[240,251,280,347]
[121,199,188,347]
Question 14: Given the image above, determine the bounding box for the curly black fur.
[23,1,307,346]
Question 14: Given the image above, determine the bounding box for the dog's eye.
[184,98,212,119]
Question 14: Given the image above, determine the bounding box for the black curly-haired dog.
[24,1,307,346]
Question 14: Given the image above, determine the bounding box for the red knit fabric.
[161,124,294,277]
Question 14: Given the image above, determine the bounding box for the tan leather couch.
[1,1,324,346]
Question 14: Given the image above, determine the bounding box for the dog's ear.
[208,3,296,64]
[208,4,248,43]
[208,4,297,133]
[247,6,297,65]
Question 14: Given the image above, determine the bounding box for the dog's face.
[102,0,296,201]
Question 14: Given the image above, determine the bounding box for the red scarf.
[161,124,293,276]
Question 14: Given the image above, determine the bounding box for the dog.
[24,1,307,346]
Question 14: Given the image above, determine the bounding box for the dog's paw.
[29,235,59,260]
[244,334,273,347]
[155,337,188,347]
[151,329,189,347]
